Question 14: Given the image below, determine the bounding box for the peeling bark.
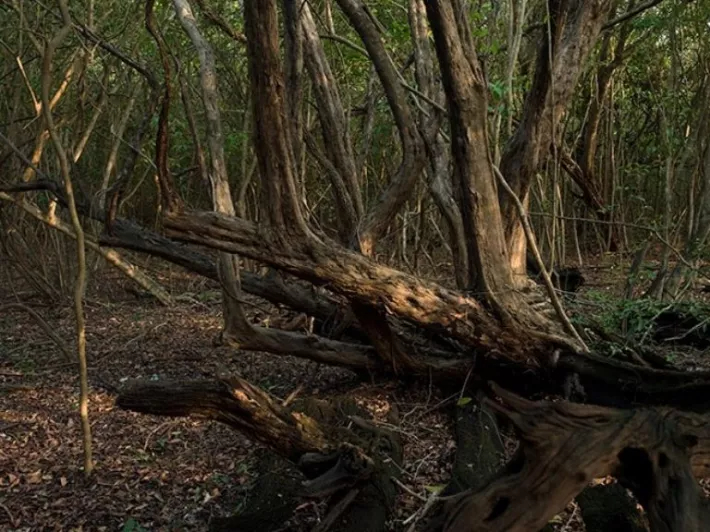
[163,209,577,358]
[117,378,331,462]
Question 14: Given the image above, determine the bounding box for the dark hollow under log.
[441,399,504,497]
[576,483,648,532]
[209,451,303,532]
[651,309,710,349]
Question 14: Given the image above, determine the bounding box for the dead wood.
[440,384,710,532]
[163,209,577,358]
[556,351,710,411]
[9,179,710,412]
[117,379,402,532]
[117,378,331,462]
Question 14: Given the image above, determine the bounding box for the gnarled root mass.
[118,379,710,532]
[117,378,402,532]
[440,384,710,532]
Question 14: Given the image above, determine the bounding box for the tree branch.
[603,0,664,30]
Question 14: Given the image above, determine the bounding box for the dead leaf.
[26,470,42,484]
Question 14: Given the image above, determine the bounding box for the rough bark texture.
[173,0,252,344]
[499,0,614,280]
[117,378,330,462]
[145,0,182,213]
[243,0,309,235]
[440,385,710,532]
[7,179,710,410]
[163,209,576,359]
[118,380,402,532]
[425,0,514,294]
[302,2,362,240]
[409,0,469,289]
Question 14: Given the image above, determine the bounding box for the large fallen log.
[159,208,710,410]
[117,378,710,532]
[10,180,710,408]
[163,209,577,358]
[440,384,710,532]
[117,378,402,532]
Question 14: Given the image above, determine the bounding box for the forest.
[1,0,710,530]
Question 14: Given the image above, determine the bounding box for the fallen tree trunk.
[163,209,577,358]
[160,208,710,407]
[118,379,710,532]
[117,378,402,532]
[440,384,710,532]
[117,378,330,461]
[9,180,710,409]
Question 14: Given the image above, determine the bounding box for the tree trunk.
[499,0,614,282]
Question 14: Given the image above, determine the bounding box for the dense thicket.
[2,1,710,530]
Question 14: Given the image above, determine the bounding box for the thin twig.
[392,477,428,502]
[494,166,588,351]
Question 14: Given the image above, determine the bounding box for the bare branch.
[603,0,664,30]
[335,0,425,255]
[39,0,93,476]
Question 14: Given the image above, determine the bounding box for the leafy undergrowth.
[3,255,709,531]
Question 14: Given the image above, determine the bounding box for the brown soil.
[0,265,459,531]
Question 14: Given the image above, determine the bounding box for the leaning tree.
[4,0,710,530]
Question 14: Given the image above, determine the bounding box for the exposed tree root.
[117,379,401,532]
[441,384,710,532]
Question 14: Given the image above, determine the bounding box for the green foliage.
[456,396,473,406]
[2,0,709,299]
[122,518,148,532]
[582,290,710,343]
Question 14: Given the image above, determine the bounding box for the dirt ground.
[1,253,707,531]
[0,263,462,531]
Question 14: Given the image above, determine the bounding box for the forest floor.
[1,252,709,531]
